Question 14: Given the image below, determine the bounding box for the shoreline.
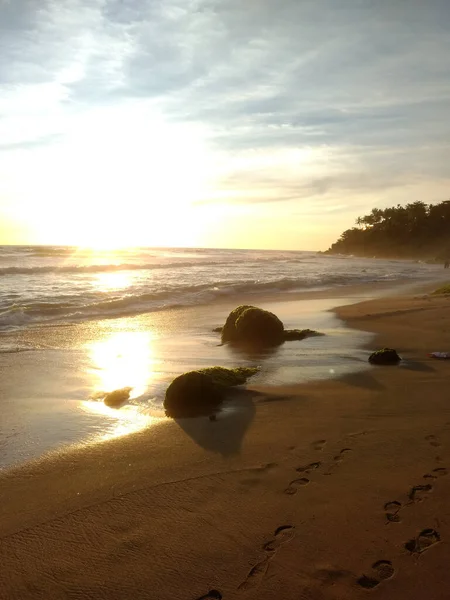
[1,270,449,341]
[0,277,445,472]
[0,278,432,471]
[2,279,450,598]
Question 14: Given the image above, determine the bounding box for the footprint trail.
[238,526,295,592]
[284,477,310,495]
[357,560,395,589]
[405,529,440,554]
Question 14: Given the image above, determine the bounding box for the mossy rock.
[103,387,132,408]
[368,348,401,365]
[432,284,450,295]
[198,366,259,386]
[220,305,324,347]
[164,371,223,418]
[221,305,255,342]
[164,366,259,418]
[283,329,323,341]
[222,305,284,346]
[235,307,284,346]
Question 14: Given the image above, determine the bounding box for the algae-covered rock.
[235,307,284,346]
[164,371,223,418]
[221,305,254,342]
[220,305,323,347]
[164,366,259,418]
[221,305,284,346]
[198,366,259,386]
[103,386,132,408]
[432,284,450,295]
[283,329,323,341]
[368,348,401,365]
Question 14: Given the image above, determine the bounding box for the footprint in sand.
[426,435,441,448]
[238,558,270,592]
[312,439,327,451]
[357,560,395,589]
[284,462,322,494]
[384,500,402,523]
[408,483,433,503]
[423,467,448,480]
[333,448,352,463]
[323,448,352,475]
[405,529,440,554]
[263,525,296,553]
[296,461,321,474]
[238,526,295,592]
[196,592,222,600]
[284,477,310,495]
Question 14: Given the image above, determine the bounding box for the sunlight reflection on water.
[93,271,134,290]
[80,400,165,441]
[88,329,157,398]
[82,329,165,440]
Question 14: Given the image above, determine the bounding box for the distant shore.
[2,280,450,598]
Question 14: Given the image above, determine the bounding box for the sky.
[1,0,449,250]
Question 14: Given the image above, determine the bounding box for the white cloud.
[1,0,450,248]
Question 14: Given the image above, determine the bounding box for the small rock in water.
[368,348,401,365]
[103,387,132,408]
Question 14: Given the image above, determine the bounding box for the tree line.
[326,200,450,260]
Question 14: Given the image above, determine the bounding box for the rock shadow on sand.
[175,389,256,455]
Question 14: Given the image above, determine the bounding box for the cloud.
[1,0,450,247]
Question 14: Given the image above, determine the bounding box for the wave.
[0,272,394,330]
[0,255,322,276]
[0,261,232,276]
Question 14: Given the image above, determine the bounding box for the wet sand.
[2,284,450,599]
[0,284,383,469]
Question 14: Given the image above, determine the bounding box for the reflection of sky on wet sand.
[80,400,164,441]
[83,329,165,441]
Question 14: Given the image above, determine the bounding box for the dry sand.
[2,287,450,599]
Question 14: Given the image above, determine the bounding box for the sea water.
[0,246,444,468]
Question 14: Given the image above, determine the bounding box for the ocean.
[0,245,441,334]
[0,246,445,469]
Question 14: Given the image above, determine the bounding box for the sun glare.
[87,330,157,399]
[81,329,165,440]
[80,400,163,441]
[94,271,133,291]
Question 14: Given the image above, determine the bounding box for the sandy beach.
[2,283,450,599]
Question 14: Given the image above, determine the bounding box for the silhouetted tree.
[327,200,450,260]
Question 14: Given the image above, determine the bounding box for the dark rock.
[221,305,284,346]
[103,386,132,408]
[368,348,401,365]
[199,366,259,386]
[221,305,254,342]
[283,329,324,341]
[220,305,323,347]
[164,366,259,418]
[164,371,223,418]
[212,326,223,333]
[235,307,284,346]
